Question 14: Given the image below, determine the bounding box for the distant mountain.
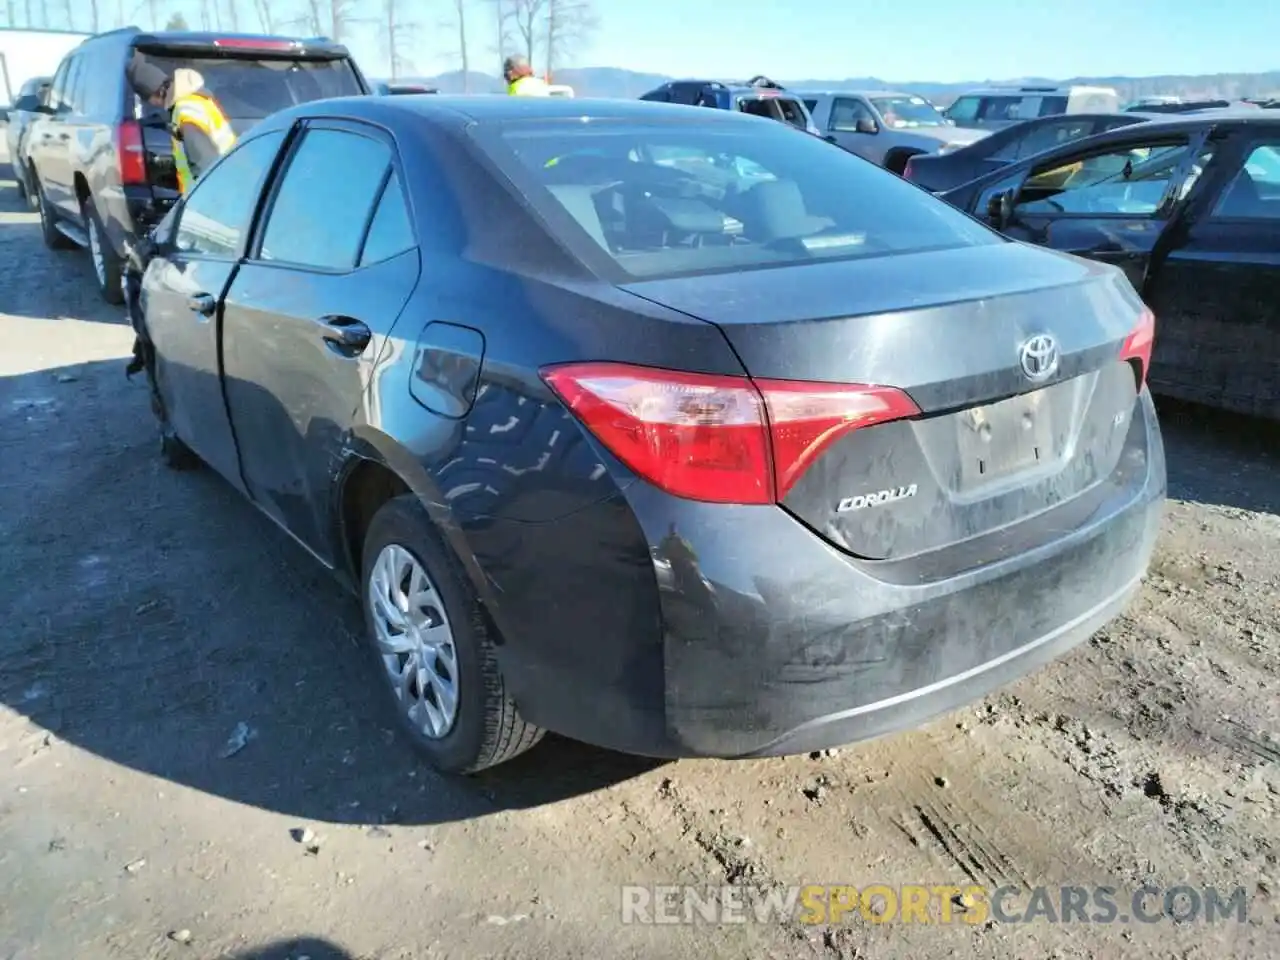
[408,67,1280,104]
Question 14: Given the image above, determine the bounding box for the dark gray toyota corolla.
[138,95,1166,773]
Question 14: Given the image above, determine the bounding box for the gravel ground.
[0,148,1277,960]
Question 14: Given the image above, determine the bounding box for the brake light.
[541,362,920,504]
[903,156,916,180]
[213,37,296,51]
[1120,307,1156,386]
[116,120,147,185]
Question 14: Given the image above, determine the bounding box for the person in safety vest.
[504,55,551,96]
[169,67,238,194]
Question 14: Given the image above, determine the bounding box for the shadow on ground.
[1,356,662,828]
[224,938,355,960]
[1155,396,1280,515]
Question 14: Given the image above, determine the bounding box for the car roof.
[83,25,352,56]
[793,90,915,99]
[324,95,780,123]
[951,85,1112,97]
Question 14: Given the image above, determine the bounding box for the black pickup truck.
[25,27,371,303]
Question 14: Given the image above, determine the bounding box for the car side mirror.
[855,118,878,135]
[986,188,1015,229]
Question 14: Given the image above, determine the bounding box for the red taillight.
[116,120,147,185]
[540,362,920,504]
[213,37,296,51]
[1120,307,1156,386]
[902,157,916,180]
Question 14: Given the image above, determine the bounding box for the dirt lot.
[0,148,1277,960]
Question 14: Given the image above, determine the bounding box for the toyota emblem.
[1019,334,1060,383]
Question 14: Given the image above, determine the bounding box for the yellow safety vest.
[171,92,238,195]
[508,75,551,97]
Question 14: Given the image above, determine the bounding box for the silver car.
[799,90,988,175]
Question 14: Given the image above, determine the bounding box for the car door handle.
[319,316,371,355]
[187,293,216,316]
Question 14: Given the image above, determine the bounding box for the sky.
[48,0,1280,82]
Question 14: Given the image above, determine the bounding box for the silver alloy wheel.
[368,543,459,739]
[87,214,106,286]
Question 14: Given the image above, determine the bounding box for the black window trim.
[1012,133,1204,222]
[173,126,296,263]
[246,117,403,275]
[1206,134,1280,224]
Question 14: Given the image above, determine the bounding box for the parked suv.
[798,90,988,175]
[942,85,1120,130]
[640,75,820,135]
[26,27,371,304]
[4,74,51,205]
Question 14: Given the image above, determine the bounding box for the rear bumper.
[479,389,1166,759]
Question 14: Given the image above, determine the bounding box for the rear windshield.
[134,51,363,124]
[473,119,1000,281]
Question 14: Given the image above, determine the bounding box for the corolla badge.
[836,484,918,513]
[1019,334,1060,383]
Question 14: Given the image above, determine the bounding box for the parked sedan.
[903,112,1150,193]
[939,114,1280,419]
[138,96,1164,773]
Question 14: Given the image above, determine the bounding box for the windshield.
[137,52,363,127]
[473,119,1000,281]
[870,96,948,128]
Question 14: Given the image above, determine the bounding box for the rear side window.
[359,172,416,266]
[1038,96,1069,117]
[1212,144,1280,220]
[476,119,1000,281]
[258,128,391,270]
[977,97,1023,123]
[136,53,364,123]
[175,131,286,257]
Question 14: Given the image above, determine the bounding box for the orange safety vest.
[171,92,237,194]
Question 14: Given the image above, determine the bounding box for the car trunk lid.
[620,242,1151,562]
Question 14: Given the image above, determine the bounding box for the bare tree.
[543,0,596,82]
[284,0,324,34]
[327,0,366,42]
[224,0,240,30]
[510,0,546,69]
[86,0,99,30]
[251,0,276,32]
[198,0,213,29]
[37,0,48,27]
[488,0,514,65]
[23,1,32,31]
[382,0,419,80]
[442,0,471,91]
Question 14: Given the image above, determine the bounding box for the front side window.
[1212,143,1280,219]
[870,96,948,129]
[978,97,1024,123]
[1016,140,1194,217]
[175,131,285,257]
[1038,96,1069,117]
[829,97,875,132]
[475,119,1001,281]
[258,128,391,270]
[946,97,980,123]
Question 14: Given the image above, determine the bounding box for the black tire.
[24,164,39,210]
[35,176,74,250]
[360,494,544,774]
[160,430,201,470]
[83,197,125,305]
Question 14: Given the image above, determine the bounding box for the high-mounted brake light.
[213,37,296,51]
[541,362,920,504]
[1120,307,1156,386]
[115,120,147,185]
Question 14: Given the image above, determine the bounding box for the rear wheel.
[360,494,544,774]
[83,197,125,305]
[35,177,74,250]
